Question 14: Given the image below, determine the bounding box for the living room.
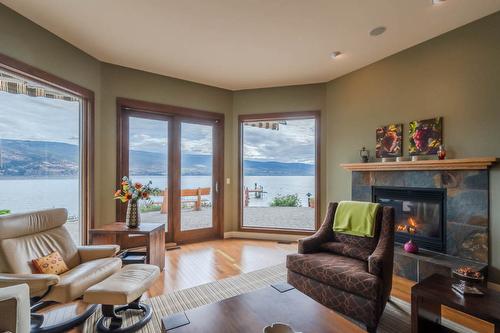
[0,1,499,333]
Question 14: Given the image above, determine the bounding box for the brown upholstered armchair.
[286,202,395,333]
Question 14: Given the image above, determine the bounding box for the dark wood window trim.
[0,53,95,244]
[116,98,225,242]
[238,111,321,235]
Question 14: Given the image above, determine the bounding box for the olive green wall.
[325,11,500,281]
[231,84,327,231]
[99,64,233,229]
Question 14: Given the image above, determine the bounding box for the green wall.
[325,11,500,281]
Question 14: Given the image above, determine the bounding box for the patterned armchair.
[286,202,395,333]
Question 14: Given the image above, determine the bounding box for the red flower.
[134,183,143,190]
[125,193,133,200]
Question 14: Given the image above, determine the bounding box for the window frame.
[0,53,95,244]
[115,97,225,243]
[238,111,321,235]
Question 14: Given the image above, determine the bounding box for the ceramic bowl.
[263,323,300,333]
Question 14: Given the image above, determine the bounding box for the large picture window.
[0,57,94,244]
[239,112,320,232]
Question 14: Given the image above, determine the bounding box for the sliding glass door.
[128,115,170,228]
[118,102,223,243]
[239,112,320,232]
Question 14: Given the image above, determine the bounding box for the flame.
[396,224,407,232]
[395,217,418,235]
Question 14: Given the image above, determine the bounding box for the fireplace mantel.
[341,157,496,171]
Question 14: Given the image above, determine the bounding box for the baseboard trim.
[224,231,302,242]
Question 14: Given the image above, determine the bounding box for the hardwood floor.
[55,239,493,332]
[148,238,296,297]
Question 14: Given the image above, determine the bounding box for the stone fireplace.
[341,158,496,282]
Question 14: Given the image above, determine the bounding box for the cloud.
[243,119,316,164]
[0,92,80,144]
[0,92,316,164]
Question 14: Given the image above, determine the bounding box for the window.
[0,58,93,244]
[240,112,320,232]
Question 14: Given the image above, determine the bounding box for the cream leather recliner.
[0,208,122,333]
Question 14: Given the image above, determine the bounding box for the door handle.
[215,181,219,193]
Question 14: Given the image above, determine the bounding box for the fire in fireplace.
[372,186,446,252]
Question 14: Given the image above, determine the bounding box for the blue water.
[0,175,315,213]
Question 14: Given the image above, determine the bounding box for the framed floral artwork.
[408,117,442,156]
[376,123,402,158]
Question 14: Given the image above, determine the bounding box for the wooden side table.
[411,274,500,333]
[89,223,165,271]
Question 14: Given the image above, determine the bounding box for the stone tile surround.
[351,170,489,281]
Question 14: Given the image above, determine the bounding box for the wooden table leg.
[412,293,442,333]
[146,229,165,271]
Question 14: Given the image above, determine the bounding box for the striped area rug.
[83,264,471,333]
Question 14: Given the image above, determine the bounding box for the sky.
[243,119,316,164]
[0,91,315,164]
[0,91,80,145]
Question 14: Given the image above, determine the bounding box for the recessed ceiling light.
[432,0,446,4]
[330,51,342,59]
[370,26,386,37]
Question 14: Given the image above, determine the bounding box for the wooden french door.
[117,99,224,243]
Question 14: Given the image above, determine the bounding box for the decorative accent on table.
[409,117,443,156]
[438,145,447,160]
[397,216,419,254]
[360,146,370,163]
[0,209,10,215]
[263,323,301,333]
[376,123,402,158]
[114,176,160,228]
[452,267,484,295]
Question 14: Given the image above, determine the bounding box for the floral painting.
[409,117,442,156]
[376,123,402,158]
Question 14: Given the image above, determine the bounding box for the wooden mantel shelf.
[341,157,497,171]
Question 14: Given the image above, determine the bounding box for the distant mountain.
[243,160,314,176]
[0,139,314,177]
[0,139,79,176]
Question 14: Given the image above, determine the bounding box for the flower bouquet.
[114,177,160,228]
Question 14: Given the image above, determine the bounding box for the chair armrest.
[78,245,120,262]
[368,206,395,278]
[298,202,337,254]
[0,273,60,297]
[0,283,30,333]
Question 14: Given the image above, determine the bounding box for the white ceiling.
[2,0,500,90]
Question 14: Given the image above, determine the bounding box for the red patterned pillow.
[32,251,69,275]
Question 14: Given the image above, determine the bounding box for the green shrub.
[0,209,11,215]
[140,205,161,213]
[270,194,301,207]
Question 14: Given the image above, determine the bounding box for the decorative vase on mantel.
[126,200,141,228]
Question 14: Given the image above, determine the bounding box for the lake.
[0,175,315,214]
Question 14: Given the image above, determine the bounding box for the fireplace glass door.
[373,187,446,252]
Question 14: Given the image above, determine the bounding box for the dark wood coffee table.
[162,283,364,332]
[411,274,500,333]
